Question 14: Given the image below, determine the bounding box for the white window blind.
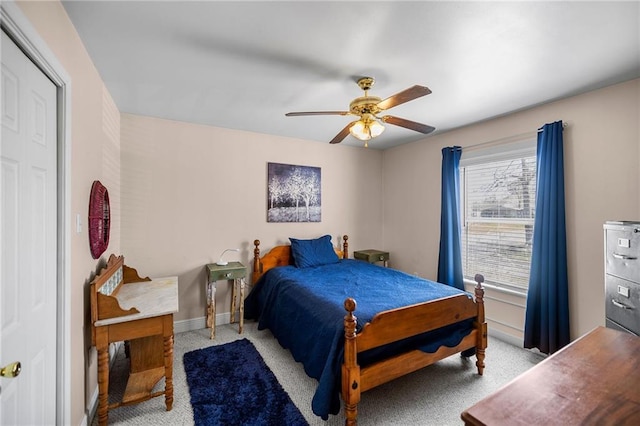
[460,141,536,292]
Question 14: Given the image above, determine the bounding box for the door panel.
[1,30,57,425]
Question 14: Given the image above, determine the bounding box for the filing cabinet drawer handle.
[612,253,637,260]
[611,299,633,310]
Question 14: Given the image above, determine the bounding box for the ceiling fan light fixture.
[349,118,385,143]
[349,120,371,141]
[369,119,385,138]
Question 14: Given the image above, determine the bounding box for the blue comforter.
[244,259,474,419]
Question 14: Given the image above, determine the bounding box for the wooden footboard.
[342,274,486,426]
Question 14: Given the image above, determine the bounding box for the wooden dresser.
[461,326,640,425]
[90,254,178,425]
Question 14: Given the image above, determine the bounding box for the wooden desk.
[91,255,178,426]
[461,326,640,425]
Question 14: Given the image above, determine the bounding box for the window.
[460,141,536,293]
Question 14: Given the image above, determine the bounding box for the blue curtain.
[437,146,464,290]
[524,121,570,354]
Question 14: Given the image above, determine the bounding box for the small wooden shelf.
[122,367,165,404]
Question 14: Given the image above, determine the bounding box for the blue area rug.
[183,338,308,426]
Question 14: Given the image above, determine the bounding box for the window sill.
[463,278,528,298]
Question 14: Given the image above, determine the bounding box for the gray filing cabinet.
[604,221,640,336]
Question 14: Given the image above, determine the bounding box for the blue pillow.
[289,235,339,268]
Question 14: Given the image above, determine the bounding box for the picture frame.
[267,162,321,223]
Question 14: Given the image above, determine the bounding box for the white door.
[1,30,58,425]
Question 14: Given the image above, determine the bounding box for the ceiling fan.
[285,77,435,147]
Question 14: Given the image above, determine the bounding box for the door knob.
[0,361,21,378]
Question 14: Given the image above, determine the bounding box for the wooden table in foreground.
[461,326,640,425]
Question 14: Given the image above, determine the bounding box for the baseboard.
[84,386,98,426]
[174,316,207,333]
[85,341,122,425]
[174,311,242,333]
[488,327,523,347]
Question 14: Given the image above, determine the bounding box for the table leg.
[206,280,212,329]
[163,318,174,411]
[239,278,245,334]
[209,281,216,339]
[230,278,237,325]
[96,345,109,426]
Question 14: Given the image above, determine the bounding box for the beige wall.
[15,1,122,424]
[383,78,640,342]
[120,114,384,322]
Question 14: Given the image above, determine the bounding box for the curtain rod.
[464,122,568,152]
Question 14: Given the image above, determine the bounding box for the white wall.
[383,78,640,342]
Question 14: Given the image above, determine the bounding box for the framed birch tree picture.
[267,162,321,222]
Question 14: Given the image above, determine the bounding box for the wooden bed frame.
[252,236,487,426]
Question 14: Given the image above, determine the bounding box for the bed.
[245,235,487,425]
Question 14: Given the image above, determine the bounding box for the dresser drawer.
[605,274,640,335]
[605,225,640,283]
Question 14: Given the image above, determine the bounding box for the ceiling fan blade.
[285,111,350,117]
[330,121,357,144]
[383,115,435,134]
[377,85,432,110]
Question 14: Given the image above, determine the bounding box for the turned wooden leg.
[474,277,487,376]
[163,323,174,411]
[476,347,486,375]
[97,346,109,426]
[343,298,360,426]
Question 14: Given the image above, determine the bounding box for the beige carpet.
[95,322,544,425]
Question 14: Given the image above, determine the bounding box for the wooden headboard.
[252,235,349,284]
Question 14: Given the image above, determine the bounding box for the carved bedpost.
[343,297,360,426]
[252,240,261,285]
[342,235,349,259]
[474,274,487,376]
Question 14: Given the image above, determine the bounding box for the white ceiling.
[62,1,640,150]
